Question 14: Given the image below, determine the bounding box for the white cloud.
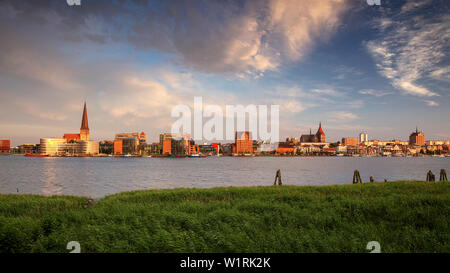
[367,13,449,99]
[424,100,439,107]
[359,89,392,97]
[328,111,358,122]
[311,88,343,97]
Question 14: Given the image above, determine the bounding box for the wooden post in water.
[426,170,435,182]
[440,169,447,182]
[274,169,282,185]
[353,170,362,184]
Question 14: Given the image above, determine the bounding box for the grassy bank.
[0,181,449,253]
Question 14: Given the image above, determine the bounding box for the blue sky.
[0,0,449,145]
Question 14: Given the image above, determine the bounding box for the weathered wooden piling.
[440,169,447,182]
[426,170,435,182]
[353,170,362,184]
[274,169,282,185]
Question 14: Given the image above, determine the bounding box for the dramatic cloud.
[367,3,450,100]
[0,0,349,78]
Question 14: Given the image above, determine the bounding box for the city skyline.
[1,0,449,146]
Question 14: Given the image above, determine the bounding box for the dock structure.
[426,170,435,182]
[440,169,447,182]
[274,169,282,186]
[353,170,362,184]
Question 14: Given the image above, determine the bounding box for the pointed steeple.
[81,102,89,130]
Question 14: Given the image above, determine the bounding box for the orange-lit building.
[64,134,80,142]
[114,140,123,155]
[162,140,172,155]
[235,131,253,154]
[300,122,326,143]
[276,142,296,154]
[409,127,425,146]
[41,102,98,156]
[0,139,10,152]
[80,102,90,141]
[211,143,220,154]
[342,137,359,146]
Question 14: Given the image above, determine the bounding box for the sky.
[0,0,449,146]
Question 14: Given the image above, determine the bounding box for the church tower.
[80,102,90,141]
[315,122,325,143]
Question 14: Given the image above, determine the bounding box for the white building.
[40,138,99,156]
[359,132,368,143]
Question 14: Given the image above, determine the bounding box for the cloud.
[328,111,358,122]
[311,88,343,97]
[332,65,363,80]
[359,89,392,97]
[424,100,439,107]
[400,0,432,14]
[0,0,350,78]
[366,11,449,99]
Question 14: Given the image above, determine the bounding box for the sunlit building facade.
[0,139,11,153]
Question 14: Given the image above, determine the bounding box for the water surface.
[0,156,448,198]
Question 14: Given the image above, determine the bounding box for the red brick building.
[0,139,10,152]
[342,137,359,146]
[114,140,123,155]
[235,132,253,154]
[409,127,425,146]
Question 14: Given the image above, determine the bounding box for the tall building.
[300,122,326,143]
[409,127,425,146]
[40,102,98,156]
[235,131,253,154]
[139,131,147,144]
[359,132,368,143]
[0,139,11,153]
[342,137,359,146]
[80,102,89,141]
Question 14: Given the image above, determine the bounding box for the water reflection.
[40,157,63,196]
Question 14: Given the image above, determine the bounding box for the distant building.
[409,127,425,146]
[300,122,325,143]
[114,140,123,155]
[359,132,368,143]
[41,102,99,156]
[0,139,10,153]
[342,137,359,146]
[276,142,296,155]
[122,138,140,155]
[113,131,147,155]
[235,131,253,154]
[426,140,450,146]
[115,132,140,140]
[139,131,147,145]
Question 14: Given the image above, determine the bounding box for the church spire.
[80,102,90,141]
[81,102,89,130]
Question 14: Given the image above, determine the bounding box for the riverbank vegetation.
[0,181,448,253]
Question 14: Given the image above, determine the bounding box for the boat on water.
[188,154,200,158]
[25,154,48,157]
[335,154,344,157]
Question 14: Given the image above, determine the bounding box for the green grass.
[0,181,449,253]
